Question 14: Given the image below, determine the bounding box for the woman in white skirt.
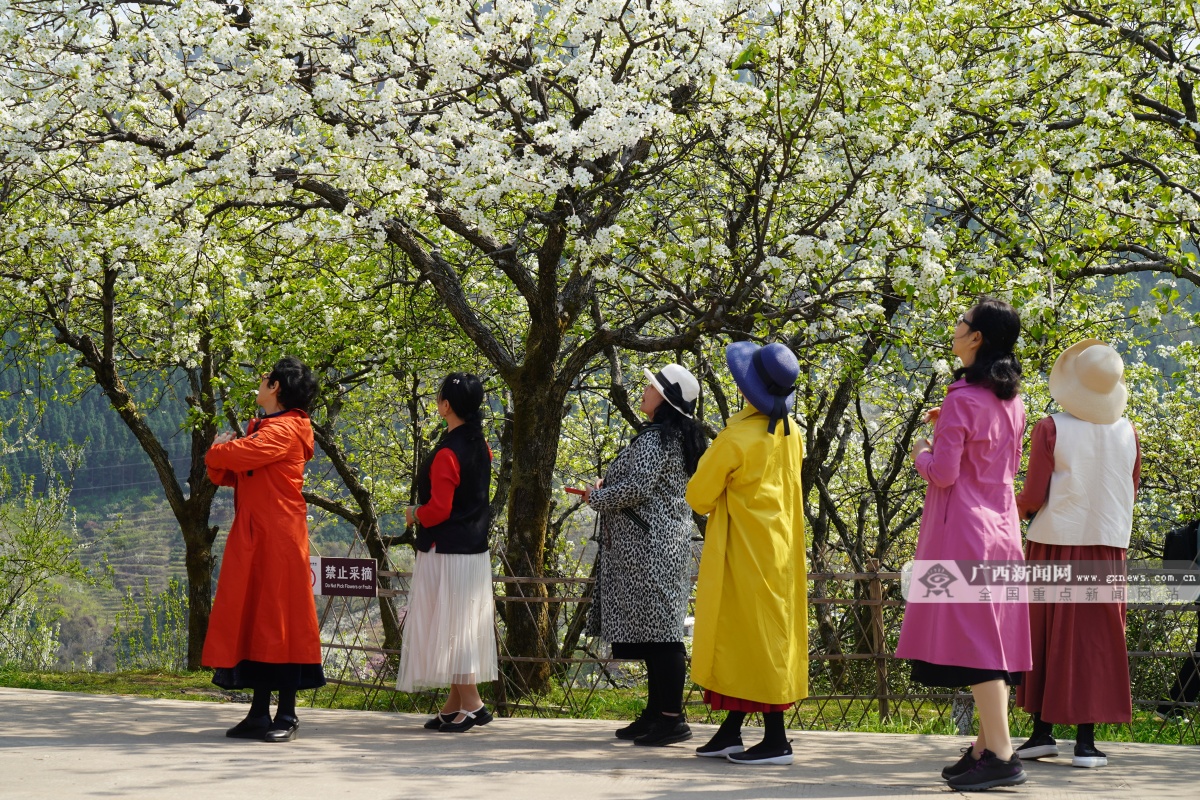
[397,372,498,732]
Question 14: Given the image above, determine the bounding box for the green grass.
[0,667,435,712]
[0,667,226,701]
[3,668,1196,744]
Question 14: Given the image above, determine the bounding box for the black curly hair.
[268,356,319,412]
[648,398,708,476]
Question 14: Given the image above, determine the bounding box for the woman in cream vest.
[1014,340,1141,768]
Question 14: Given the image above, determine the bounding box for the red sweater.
[416,448,459,528]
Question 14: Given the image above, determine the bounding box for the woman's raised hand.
[911,437,933,463]
[923,406,941,425]
[582,478,603,504]
[213,431,237,445]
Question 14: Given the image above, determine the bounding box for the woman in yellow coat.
[686,342,808,766]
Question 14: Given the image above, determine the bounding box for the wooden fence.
[312,565,1200,744]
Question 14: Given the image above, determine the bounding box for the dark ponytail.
[954,297,1022,400]
[415,372,488,498]
[438,372,486,440]
[649,400,708,476]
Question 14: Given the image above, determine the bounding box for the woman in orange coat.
[203,356,324,743]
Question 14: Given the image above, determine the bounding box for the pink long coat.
[895,379,1032,672]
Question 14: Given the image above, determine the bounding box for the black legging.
[611,641,687,715]
[249,687,297,721]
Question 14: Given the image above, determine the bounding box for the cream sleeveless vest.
[1026,412,1136,548]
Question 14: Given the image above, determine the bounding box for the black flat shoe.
[264,717,299,742]
[226,714,271,739]
[439,705,494,733]
[424,712,453,730]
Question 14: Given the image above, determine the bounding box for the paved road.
[1,688,1196,799]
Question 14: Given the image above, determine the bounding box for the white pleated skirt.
[395,549,499,691]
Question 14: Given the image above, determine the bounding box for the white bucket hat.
[643,364,700,418]
[1048,339,1128,425]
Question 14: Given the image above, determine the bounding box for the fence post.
[952,693,976,736]
[867,559,890,724]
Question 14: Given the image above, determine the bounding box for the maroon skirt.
[1015,541,1132,724]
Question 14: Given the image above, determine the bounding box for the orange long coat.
[201,409,322,667]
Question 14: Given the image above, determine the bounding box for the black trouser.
[611,641,687,715]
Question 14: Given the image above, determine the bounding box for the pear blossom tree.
[1,1,770,687]
[6,0,1200,692]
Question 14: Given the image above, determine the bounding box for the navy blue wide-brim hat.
[726,341,799,434]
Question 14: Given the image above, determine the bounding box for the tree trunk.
[308,420,405,656]
[500,377,566,695]
[47,267,222,670]
[360,519,404,654]
[180,517,217,669]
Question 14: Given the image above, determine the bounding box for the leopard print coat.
[585,425,693,644]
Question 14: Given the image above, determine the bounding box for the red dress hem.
[703,689,793,713]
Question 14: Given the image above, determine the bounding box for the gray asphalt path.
[1,687,1195,799]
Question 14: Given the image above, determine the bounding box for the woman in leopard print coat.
[584,364,707,748]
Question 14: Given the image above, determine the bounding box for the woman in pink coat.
[896,298,1031,791]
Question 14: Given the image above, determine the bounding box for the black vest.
[415,425,492,554]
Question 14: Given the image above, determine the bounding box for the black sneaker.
[1072,742,1108,768]
[941,744,976,780]
[633,713,693,747]
[946,749,1027,791]
[1015,732,1059,760]
[696,736,744,758]
[615,709,657,740]
[726,740,793,766]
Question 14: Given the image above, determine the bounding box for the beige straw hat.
[1048,339,1128,424]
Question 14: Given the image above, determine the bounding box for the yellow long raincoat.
[686,406,809,705]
